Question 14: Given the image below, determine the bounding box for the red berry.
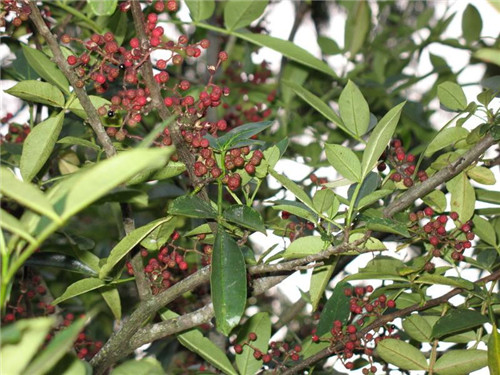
[234,344,243,354]
[253,350,262,359]
[218,51,229,61]
[347,325,357,334]
[263,354,272,363]
[424,207,434,216]
[67,55,77,65]
[450,212,459,220]
[248,332,257,341]
[387,300,396,308]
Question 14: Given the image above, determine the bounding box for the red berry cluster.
[281,211,315,241]
[0,115,30,144]
[233,332,302,370]
[220,148,263,190]
[0,0,32,28]
[379,139,428,188]
[312,286,397,373]
[409,208,474,269]
[118,0,179,14]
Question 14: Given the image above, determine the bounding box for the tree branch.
[384,133,496,218]
[282,268,500,375]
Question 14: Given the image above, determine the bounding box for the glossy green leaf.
[233,32,337,77]
[223,205,266,233]
[0,317,54,375]
[437,82,467,111]
[313,188,337,215]
[434,349,488,375]
[361,102,405,177]
[88,0,117,16]
[161,310,238,375]
[359,209,410,237]
[446,172,476,222]
[357,189,392,210]
[343,272,407,282]
[462,4,482,44]
[5,80,65,107]
[168,195,217,219]
[339,80,370,136]
[271,200,318,223]
[316,281,351,336]
[101,287,121,321]
[111,358,164,375]
[269,168,314,209]
[22,45,70,94]
[422,190,447,213]
[325,144,361,182]
[415,274,474,290]
[473,215,497,246]
[27,253,98,277]
[186,0,215,21]
[67,95,111,120]
[53,278,106,305]
[347,172,380,207]
[0,209,36,244]
[467,166,496,185]
[402,315,436,342]
[376,338,428,370]
[344,0,371,56]
[211,226,247,335]
[474,48,500,67]
[61,148,174,220]
[317,36,341,55]
[140,218,178,251]
[424,127,469,157]
[24,316,86,375]
[310,257,338,310]
[214,121,272,151]
[476,189,500,204]
[20,112,64,182]
[431,309,489,338]
[360,256,405,275]
[99,216,173,278]
[489,327,500,375]
[349,233,386,250]
[283,236,329,258]
[58,136,101,151]
[224,0,267,31]
[0,168,59,222]
[281,80,348,134]
[235,312,271,375]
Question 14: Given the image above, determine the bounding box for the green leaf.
[434,349,488,375]
[281,80,348,135]
[462,4,482,45]
[283,236,329,259]
[361,102,405,177]
[489,327,500,375]
[422,190,447,213]
[309,257,338,311]
[214,121,272,151]
[0,209,37,244]
[5,81,65,107]
[415,274,474,290]
[0,168,60,222]
[24,316,86,375]
[344,0,371,56]
[58,136,101,151]
[53,278,106,305]
[223,205,266,234]
[316,281,351,336]
[325,144,361,182]
[140,217,178,251]
[359,256,405,275]
[233,32,337,78]
[349,233,386,250]
[476,189,500,204]
[0,317,54,375]
[312,189,337,215]
[437,82,467,111]
[446,172,476,222]
[339,80,370,136]
[271,200,318,223]
[359,209,410,237]
[27,253,98,277]
[474,48,500,67]
[101,287,121,321]
[99,217,173,278]
[269,168,314,210]
[88,0,117,16]
[357,189,392,210]
[61,148,174,220]
[168,195,217,219]
[211,226,247,335]
[21,112,64,182]
[402,315,437,342]
[347,172,380,207]
[22,45,70,94]
[376,339,428,370]
[317,36,341,55]
[472,215,497,246]
[431,309,489,338]
[161,310,238,375]
[235,312,271,375]
[467,166,496,185]
[67,95,111,120]
[424,127,469,157]
[111,358,164,375]
[186,0,215,21]
[46,353,90,375]
[224,0,267,31]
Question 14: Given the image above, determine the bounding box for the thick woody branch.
[282,268,500,375]
[384,133,496,218]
